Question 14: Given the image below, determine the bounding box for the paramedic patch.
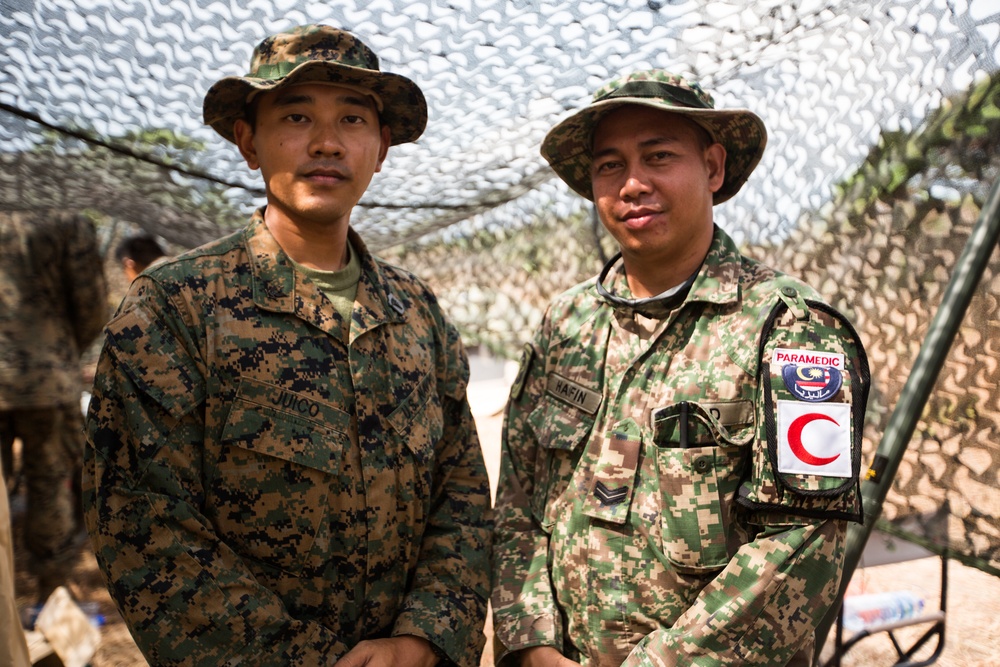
[777,400,852,477]
[774,348,844,402]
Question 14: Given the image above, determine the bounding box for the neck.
[263,207,351,272]
[620,244,708,297]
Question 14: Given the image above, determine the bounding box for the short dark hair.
[243,96,260,132]
[115,233,166,271]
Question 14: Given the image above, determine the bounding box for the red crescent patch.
[788,413,841,466]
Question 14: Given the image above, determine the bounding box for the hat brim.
[203,60,427,146]
[541,98,767,204]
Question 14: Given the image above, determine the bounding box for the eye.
[593,159,621,175]
[343,114,367,125]
[285,113,309,123]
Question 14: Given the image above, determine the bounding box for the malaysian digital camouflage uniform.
[84,211,492,666]
[0,209,108,589]
[492,226,869,666]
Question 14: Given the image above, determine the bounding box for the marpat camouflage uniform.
[492,227,869,667]
[84,210,492,666]
[0,209,108,584]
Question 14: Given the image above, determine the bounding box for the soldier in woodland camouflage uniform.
[0,209,108,603]
[491,71,870,667]
[84,25,491,667]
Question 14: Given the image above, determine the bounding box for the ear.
[233,119,260,170]
[122,258,138,281]
[374,125,391,173]
[705,143,726,194]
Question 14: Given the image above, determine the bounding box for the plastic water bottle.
[842,590,925,632]
[77,601,106,627]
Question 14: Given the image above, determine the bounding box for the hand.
[332,636,440,667]
[519,646,582,667]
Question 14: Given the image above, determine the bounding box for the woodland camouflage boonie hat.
[541,70,767,204]
[203,24,427,146]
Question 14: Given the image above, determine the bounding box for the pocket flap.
[220,378,349,475]
[581,422,642,525]
[527,395,596,452]
[652,400,755,447]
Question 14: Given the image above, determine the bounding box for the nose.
[619,169,652,200]
[309,121,345,157]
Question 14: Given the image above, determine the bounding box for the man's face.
[590,106,725,275]
[233,83,391,231]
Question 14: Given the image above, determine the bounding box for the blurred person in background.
[0,209,108,605]
[1,474,32,667]
[114,232,168,282]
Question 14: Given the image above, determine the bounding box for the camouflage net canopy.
[2,1,999,573]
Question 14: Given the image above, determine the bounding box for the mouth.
[302,166,348,185]
[619,207,661,228]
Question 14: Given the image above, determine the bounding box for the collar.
[596,225,743,317]
[243,208,407,339]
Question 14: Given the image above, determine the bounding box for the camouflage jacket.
[0,209,108,409]
[84,211,492,666]
[492,227,869,667]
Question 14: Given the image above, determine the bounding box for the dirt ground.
[10,409,1000,666]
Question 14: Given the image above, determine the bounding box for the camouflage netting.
[1,1,998,572]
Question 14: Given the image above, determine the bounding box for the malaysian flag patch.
[773,348,844,402]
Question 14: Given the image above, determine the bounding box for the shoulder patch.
[777,400,852,477]
[509,343,534,402]
[773,348,845,402]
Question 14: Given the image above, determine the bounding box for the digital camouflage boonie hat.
[541,70,767,204]
[203,25,427,146]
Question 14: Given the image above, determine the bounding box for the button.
[693,456,712,473]
[781,286,797,298]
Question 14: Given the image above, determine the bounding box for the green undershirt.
[290,241,361,333]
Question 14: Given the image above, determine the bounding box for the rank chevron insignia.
[594,481,628,506]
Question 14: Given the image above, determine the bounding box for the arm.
[622,517,846,666]
[63,214,109,352]
[83,282,347,666]
[491,322,573,665]
[391,321,493,667]
[626,298,868,666]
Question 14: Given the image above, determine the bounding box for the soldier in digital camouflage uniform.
[0,209,108,604]
[84,25,491,667]
[491,71,870,667]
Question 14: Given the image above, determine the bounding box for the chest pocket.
[526,396,596,532]
[650,400,753,572]
[216,378,350,573]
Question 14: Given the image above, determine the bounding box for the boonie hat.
[203,24,427,146]
[541,70,767,204]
